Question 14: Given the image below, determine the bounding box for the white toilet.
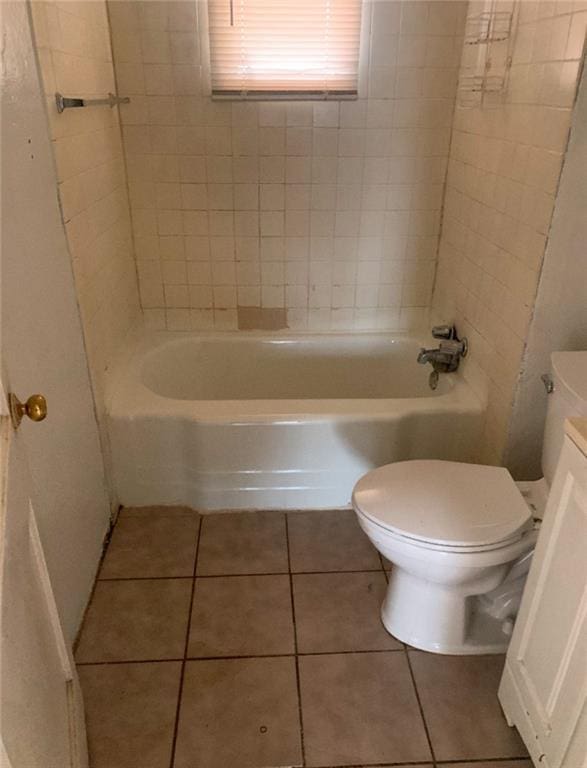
[352,351,587,655]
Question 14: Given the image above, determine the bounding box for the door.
[1,0,111,643]
[1,0,115,764]
[499,435,587,767]
[0,381,88,767]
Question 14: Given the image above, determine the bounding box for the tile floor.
[76,507,531,768]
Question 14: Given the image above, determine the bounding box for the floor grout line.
[285,512,307,767]
[167,516,203,768]
[97,567,384,581]
[405,648,438,767]
[76,647,407,666]
[436,760,530,765]
[305,759,530,768]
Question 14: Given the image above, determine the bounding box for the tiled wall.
[31,1,141,436]
[109,0,466,332]
[431,0,586,466]
[506,61,587,478]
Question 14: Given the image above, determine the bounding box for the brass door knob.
[8,393,48,429]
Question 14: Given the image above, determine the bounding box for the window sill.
[211,90,358,102]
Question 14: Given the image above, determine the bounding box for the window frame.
[199,0,370,102]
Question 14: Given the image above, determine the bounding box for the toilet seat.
[352,459,532,552]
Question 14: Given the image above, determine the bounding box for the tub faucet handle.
[432,324,455,340]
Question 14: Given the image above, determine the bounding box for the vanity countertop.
[565,418,587,456]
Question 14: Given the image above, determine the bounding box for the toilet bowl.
[353,460,538,654]
[352,351,587,655]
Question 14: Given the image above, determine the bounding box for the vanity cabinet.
[499,431,587,768]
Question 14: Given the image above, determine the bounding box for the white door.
[0,382,88,768]
[499,435,587,768]
[0,0,115,764]
[1,0,111,644]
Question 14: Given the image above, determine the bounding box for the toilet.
[352,351,587,655]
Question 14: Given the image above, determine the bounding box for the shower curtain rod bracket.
[55,92,130,113]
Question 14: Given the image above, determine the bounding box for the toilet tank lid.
[552,351,587,410]
[352,460,532,548]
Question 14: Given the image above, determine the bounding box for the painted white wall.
[1,0,111,641]
[505,63,587,479]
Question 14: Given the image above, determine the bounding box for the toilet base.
[381,569,514,655]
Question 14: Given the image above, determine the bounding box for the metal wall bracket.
[55,92,130,113]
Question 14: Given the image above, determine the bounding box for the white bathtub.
[106,332,484,510]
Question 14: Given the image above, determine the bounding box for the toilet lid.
[352,460,532,548]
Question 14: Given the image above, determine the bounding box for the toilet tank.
[542,351,587,485]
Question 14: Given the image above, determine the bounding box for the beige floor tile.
[188,575,295,657]
[75,579,192,662]
[299,651,431,766]
[287,510,381,572]
[196,511,288,575]
[293,572,402,653]
[409,652,528,761]
[448,762,533,768]
[100,509,200,578]
[173,657,303,768]
[79,661,181,768]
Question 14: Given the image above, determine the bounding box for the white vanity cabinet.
[499,427,587,768]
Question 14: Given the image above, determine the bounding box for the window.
[207,0,363,99]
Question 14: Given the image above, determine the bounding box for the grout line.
[285,513,307,767]
[168,516,203,768]
[436,760,531,765]
[304,758,531,768]
[404,644,437,766]
[378,552,389,578]
[308,762,434,768]
[98,567,383,581]
[97,575,202,581]
[307,762,434,768]
[77,647,407,667]
[77,658,185,666]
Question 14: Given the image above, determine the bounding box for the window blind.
[207,0,363,99]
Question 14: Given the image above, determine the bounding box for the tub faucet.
[417,325,468,374]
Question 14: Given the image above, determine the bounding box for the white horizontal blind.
[208,0,362,98]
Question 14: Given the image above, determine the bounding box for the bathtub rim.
[105,330,484,424]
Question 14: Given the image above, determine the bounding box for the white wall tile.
[107,0,466,332]
[431,2,584,464]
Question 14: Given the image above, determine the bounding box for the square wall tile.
[174,657,302,768]
[188,575,294,657]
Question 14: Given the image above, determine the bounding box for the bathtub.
[106,332,484,510]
